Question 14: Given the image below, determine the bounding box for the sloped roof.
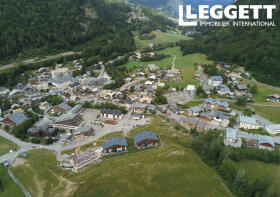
[210,76,223,81]
[204,99,229,108]
[239,116,257,125]
[100,109,123,116]
[258,136,275,147]
[69,104,83,114]
[226,128,237,140]
[102,137,127,149]
[134,131,158,144]
[56,103,72,111]
[236,84,248,90]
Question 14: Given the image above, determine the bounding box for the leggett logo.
[179,5,277,27]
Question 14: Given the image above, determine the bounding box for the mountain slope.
[179,0,280,86]
[129,0,233,17]
[0,0,134,61]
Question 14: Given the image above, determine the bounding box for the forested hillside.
[0,0,134,61]
[179,0,280,86]
[129,0,233,17]
[0,0,174,62]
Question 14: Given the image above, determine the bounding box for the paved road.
[0,51,81,72]
[98,64,105,78]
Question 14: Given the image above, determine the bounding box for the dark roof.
[134,132,158,144]
[56,103,72,111]
[102,137,127,149]
[69,104,83,114]
[8,112,28,125]
[100,109,122,116]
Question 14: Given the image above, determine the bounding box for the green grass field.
[251,106,280,124]
[11,117,233,197]
[241,80,280,104]
[236,160,280,195]
[123,47,212,88]
[134,31,191,48]
[0,136,18,156]
[0,166,24,197]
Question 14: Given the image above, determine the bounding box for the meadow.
[123,47,213,88]
[134,31,191,48]
[251,105,280,124]
[11,117,233,197]
[0,136,18,156]
[0,166,24,197]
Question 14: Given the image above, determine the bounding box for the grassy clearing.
[0,166,24,197]
[236,160,280,195]
[11,117,233,197]
[251,106,280,124]
[241,80,280,104]
[11,150,76,197]
[134,31,191,48]
[123,47,212,88]
[0,136,18,156]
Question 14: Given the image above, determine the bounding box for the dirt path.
[171,55,176,69]
[0,51,81,72]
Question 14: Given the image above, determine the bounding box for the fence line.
[8,170,31,197]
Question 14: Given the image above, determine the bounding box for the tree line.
[192,130,279,196]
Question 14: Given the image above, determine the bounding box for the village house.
[235,84,248,92]
[28,77,39,85]
[3,112,29,126]
[200,112,213,122]
[265,124,280,135]
[183,118,198,129]
[146,104,156,113]
[258,136,275,150]
[132,103,147,113]
[203,99,231,112]
[225,128,238,142]
[182,118,206,132]
[75,126,95,137]
[266,94,280,103]
[208,76,223,87]
[134,131,158,149]
[52,113,84,130]
[196,120,206,132]
[51,103,72,115]
[239,116,260,130]
[148,64,158,72]
[39,101,50,111]
[102,137,128,154]
[100,109,123,120]
[218,85,231,96]
[212,111,228,126]
[185,106,201,117]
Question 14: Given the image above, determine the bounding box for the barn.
[102,137,128,154]
[134,131,158,149]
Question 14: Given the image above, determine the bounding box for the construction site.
[59,136,103,172]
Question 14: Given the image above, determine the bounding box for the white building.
[265,124,280,135]
[226,128,238,142]
[100,109,123,120]
[208,76,223,87]
[239,116,260,130]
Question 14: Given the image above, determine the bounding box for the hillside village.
[0,50,279,171]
